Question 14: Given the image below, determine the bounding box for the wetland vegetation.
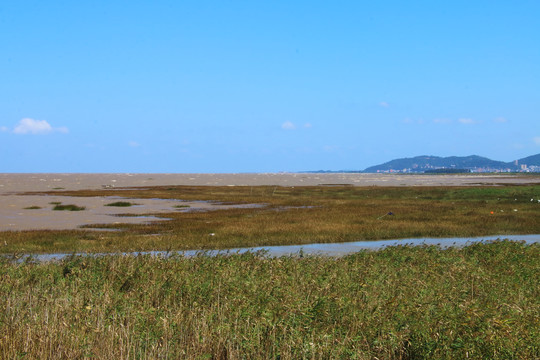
[105,201,136,207]
[1,185,539,358]
[1,241,538,359]
[52,204,87,211]
[1,185,539,254]
[23,205,42,210]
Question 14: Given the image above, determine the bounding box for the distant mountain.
[362,154,540,173]
[517,153,540,167]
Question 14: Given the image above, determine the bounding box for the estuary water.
[9,234,540,263]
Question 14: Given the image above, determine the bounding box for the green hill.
[363,155,522,173]
[517,153,540,166]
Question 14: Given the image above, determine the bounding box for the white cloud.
[0,126,8,132]
[12,118,68,134]
[379,101,390,108]
[304,123,312,128]
[13,118,52,134]
[533,137,540,146]
[128,141,141,147]
[281,121,296,130]
[458,118,475,124]
[494,117,507,123]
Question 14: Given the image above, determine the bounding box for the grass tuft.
[105,201,135,207]
[52,204,86,211]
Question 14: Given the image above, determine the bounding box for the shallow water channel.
[9,234,540,263]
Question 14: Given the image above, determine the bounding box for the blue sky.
[1,1,539,172]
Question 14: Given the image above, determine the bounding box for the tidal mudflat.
[0,193,262,231]
[1,174,540,254]
[2,172,540,193]
[1,172,539,232]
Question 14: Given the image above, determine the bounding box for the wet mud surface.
[1,173,539,231]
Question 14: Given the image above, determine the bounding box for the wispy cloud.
[12,118,68,134]
[281,121,296,130]
[0,126,8,132]
[379,101,390,108]
[433,118,451,124]
[128,141,141,147]
[534,136,540,146]
[304,123,312,128]
[494,117,507,123]
[458,118,475,124]
[407,117,477,125]
[402,118,425,124]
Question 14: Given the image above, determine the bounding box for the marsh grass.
[0,241,538,359]
[2,185,539,254]
[23,206,41,210]
[173,204,190,208]
[52,204,86,211]
[105,201,136,207]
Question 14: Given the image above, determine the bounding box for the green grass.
[105,201,136,207]
[52,204,86,211]
[2,185,539,254]
[0,241,538,359]
[23,206,42,210]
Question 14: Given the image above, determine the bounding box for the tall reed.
[1,241,538,359]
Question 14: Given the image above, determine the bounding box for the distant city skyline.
[1,1,539,173]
